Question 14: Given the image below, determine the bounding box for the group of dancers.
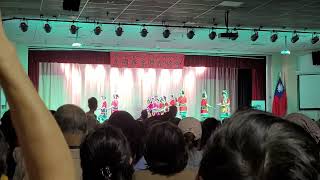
[96,89,231,123]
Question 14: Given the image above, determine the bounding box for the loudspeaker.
[63,0,81,11]
[312,51,320,66]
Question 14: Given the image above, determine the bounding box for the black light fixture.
[251,30,259,41]
[209,28,216,40]
[231,29,239,41]
[140,25,148,37]
[163,28,170,38]
[70,24,78,34]
[291,31,299,43]
[187,30,195,39]
[270,32,278,42]
[94,26,102,35]
[20,22,28,32]
[311,33,319,44]
[44,23,51,33]
[115,25,123,36]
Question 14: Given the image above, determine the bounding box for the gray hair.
[54,104,87,134]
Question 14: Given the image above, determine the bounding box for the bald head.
[54,104,87,134]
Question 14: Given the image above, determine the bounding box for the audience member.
[80,125,133,180]
[0,111,17,179]
[136,110,148,122]
[168,106,181,125]
[55,104,87,180]
[0,15,76,179]
[0,130,8,180]
[200,118,221,149]
[136,122,192,179]
[108,111,146,167]
[198,110,320,180]
[285,113,320,144]
[178,117,202,169]
[86,97,99,131]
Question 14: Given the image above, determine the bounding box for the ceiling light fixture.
[115,25,123,36]
[140,25,148,37]
[70,24,78,34]
[209,28,217,40]
[44,22,51,33]
[281,36,291,55]
[291,31,299,43]
[311,33,319,44]
[163,27,170,38]
[187,30,195,39]
[20,21,28,32]
[270,32,278,42]
[94,25,102,35]
[251,30,259,41]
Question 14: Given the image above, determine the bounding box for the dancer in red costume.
[111,94,119,114]
[97,96,108,123]
[200,91,212,121]
[169,94,177,106]
[177,90,187,119]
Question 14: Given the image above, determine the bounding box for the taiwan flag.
[272,77,287,117]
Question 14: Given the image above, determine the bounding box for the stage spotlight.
[20,22,28,32]
[291,32,299,43]
[231,32,239,41]
[163,29,170,38]
[140,27,148,37]
[44,23,51,33]
[251,31,259,41]
[115,26,123,36]
[70,24,78,34]
[270,33,278,42]
[311,34,319,44]
[187,30,195,39]
[94,26,102,35]
[209,31,217,40]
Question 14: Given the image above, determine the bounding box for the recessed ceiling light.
[218,1,244,7]
[72,42,82,47]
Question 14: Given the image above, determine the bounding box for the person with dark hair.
[167,106,181,126]
[200,117,221,149]
[86,97,99,131]
[178,117,202,169]
[80,125,133,180]
[198,110,320,180]
[0,130,8,180]
[108,111,146,168]
[136,109,148,122]
[55,104,88,179]
[135,122,195,180]
[0,110,17,179]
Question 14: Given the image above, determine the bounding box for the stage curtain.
[28,50,109,90]
[39,63,237,120]
[238,69,252,108]
[185,55,266,100]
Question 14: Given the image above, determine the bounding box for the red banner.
[110,52,184,69]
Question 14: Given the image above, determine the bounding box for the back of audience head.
[169,106,178,118]
[145,121,187,175]
[200,117,221,149]
[108,111,146,165]
[80,125,133,180]
[88,97,98,112]
[178,117,202,150]
[140,110,148,121]
[285,113,320,144]
[198,109,320,180]
[54,104,87,142]
[0,110,17,149]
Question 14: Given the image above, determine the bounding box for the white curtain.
[39,63,237,119]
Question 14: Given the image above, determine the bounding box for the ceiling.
[1,0,320,55]
[2,0,320,29]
